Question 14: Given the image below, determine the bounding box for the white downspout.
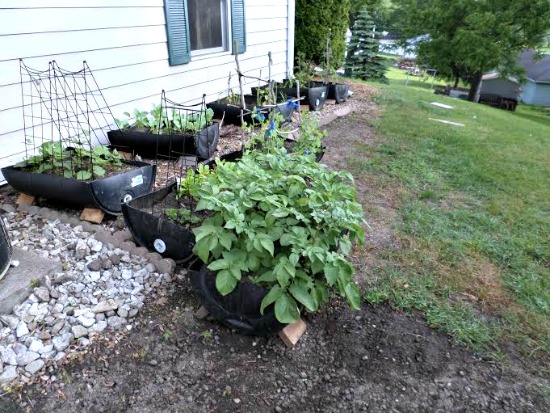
[286,0,295,78]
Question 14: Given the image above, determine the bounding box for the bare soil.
[3,86,549,412]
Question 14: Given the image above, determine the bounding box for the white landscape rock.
[0,208,175,386]
[93,299,119,313]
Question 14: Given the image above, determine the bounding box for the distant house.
[479,50,550,106]
[0,0,296,184]
[479,73,521,101]
[517,50,550,106]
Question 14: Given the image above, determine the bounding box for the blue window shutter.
[164,0,191,65]
[231,0,246,54]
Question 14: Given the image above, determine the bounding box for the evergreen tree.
[345,8,387,81]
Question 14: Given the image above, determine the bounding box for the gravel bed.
[0,205,179,386]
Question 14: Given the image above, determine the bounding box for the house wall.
[0,0,295,183]
[479,78,520,100]
[520,81,536,104]
[519,80,550,106]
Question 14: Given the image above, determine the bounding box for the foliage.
[295,0,351,70]
[394,0,550,100]
[16,140,123,180]
[357,80,550,357]
[350,0,399,34]
[116,105,214,134]
[191,147,365,324]
[345,8,388,82]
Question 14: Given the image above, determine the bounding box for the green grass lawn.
[351,73,550,364]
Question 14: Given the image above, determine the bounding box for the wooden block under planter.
[16,193,35,205]
[278,318,307,347]
[194,305,210,320]
[80,208,105,224]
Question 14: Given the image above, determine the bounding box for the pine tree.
[345,8,387,81]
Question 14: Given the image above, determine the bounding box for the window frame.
[164,0,246,67]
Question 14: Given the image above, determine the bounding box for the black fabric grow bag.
[122,150,242,261]
[122,183,196,262]
[1,161,156,215]
[107,123,219,160]
[0,216,12,280]
[273,82,328,111]
[189,265,286,336]
[206,95,295,126]
[327,83,349,104]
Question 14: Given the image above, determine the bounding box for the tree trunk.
[453,76,459,89]
[468,72,483,102]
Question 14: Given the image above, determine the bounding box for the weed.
[30,279,41,288]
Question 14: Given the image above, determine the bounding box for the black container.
[122,183,196,262]
[0,216,12,281]
[327,83,349,104]
[275,82,328,111]
[189,265,286,336]
[1,161,156,215]
[107,123,219,160]
[122,150,242,261]
[206,95,295,126]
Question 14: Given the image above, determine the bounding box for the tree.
[345,8,388,81]
[295,0,351,70]
[394,0,550,100]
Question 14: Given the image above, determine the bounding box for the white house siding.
[479,78,520,100]
[0,0,295,183]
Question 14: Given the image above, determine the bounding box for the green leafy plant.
[15,140,123,181]
[116,105,214,135]
[191,148,366,324]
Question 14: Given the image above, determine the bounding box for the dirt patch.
[3,84,550,412]
[6,276,548,413]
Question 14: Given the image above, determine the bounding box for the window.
[164,0,246,66]
[188,0,227,53]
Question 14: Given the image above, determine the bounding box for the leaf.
[76,170,92,181]
[344,282,361,310]
[324,265,339,286]
[193,238,211,263]
[274,293,300,324]
[289,284,317,312]
[207,259,229,272]
[256,270,277,283]
[215,270,237,296]
[259,236,275,256]
[260,285,282,314]
[92,165,106,177]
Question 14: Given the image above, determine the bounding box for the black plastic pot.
[327,83,349,104]
[122,150,242,261]
[275,82,328,111]
[107,123,219,160]
[1,161,156,215]
[206,95,295,126]
[189,264,286,336]
[0,216,12,281]
[122,183,196,262]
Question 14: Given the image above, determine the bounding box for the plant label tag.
[321,92,326,98]
[154,238,167,253]
[131,175,144,187]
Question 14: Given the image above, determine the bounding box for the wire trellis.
[19,60,119,180]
